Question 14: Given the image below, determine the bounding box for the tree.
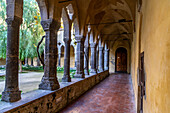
[0,0,7,59]
[0,0,45,72]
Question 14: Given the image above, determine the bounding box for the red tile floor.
[59,73,136,113]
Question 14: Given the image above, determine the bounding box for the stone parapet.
[0,71,109,113]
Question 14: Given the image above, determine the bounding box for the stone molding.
[41,19,61,31]
[6,16,22,27]
[99,47,104,51]
[63,38,71,43]
[90,43,97,48]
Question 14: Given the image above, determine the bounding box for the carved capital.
[6,16,22,27]
[105,49,110,52]
[75,35,85,43]
[90,43,97,48]
[63,38,71,44]
[41,19,61,31]
[99,47,104,51]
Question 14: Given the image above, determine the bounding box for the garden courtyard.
[0,71,65,96]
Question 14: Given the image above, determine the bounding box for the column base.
[74,73,85,78]
[90,69,97,74]
[84,69,89,75]
[39,76,60,90]
[1,90,21,102]
[62,76,71,82]
[99,68,104,72]
[104,68,109,71]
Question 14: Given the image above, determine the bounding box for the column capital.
[99,47,104,51]
[6,16,22,26]
[90,43,97,48]
[105,49,110,52]
[75,35,85,42]
[63,38,71,43]
[41,19,61,31]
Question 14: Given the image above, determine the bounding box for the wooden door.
[116,47,127,72]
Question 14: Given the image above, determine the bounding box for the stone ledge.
[0,71,109,113]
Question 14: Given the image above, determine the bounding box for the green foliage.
[70,71,76,78]
[22,65,44,72]
[0,0,7,59]
[57,67,64,72]
[0,67,5,70]
[20,0,45,60]
[0,76,5,82]
[0,0,45,61]
[0,94,2,99]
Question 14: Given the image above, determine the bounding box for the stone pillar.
[58,49,61,67]
[62,38,71,82]
[37,58,40,66]
[74,36,85,78]
[31,58,34,66]
[84,47,89,75]
[90,43,97,74]
[104,49,110,70]
[96,46,99,72]
[2,17,22,102]
[25,58,28,66]
[99,47,104,72]
[74,47,77,68]
[39,19,60,90]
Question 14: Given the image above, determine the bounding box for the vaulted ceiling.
[37,0,137,43]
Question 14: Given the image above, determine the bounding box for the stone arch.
[115,47,128,72]
[110,38,131,73]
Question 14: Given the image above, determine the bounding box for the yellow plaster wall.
[131,0,170,113]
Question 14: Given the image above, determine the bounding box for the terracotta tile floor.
[59,73,136,113]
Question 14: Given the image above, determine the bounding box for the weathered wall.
[2,71,109,113]
[131,0,170,113]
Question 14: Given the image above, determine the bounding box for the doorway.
[115,47,127,73]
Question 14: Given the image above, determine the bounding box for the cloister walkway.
[60,73,136,113]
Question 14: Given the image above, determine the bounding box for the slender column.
[96,46,99,72]
[37,58,40,66]
[31,58,34,66]
[74,47,77,68]
[58,49,61,67]
[2,17,22,102]
[104,49,110,70]
[90,43,97,74]
[74,36,85,78]
[25,58,28,66]
[62,38,71,82]
[39,19,60,90]
[84,47,89,75]
[99,47,104,72]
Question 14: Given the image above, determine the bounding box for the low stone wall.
[1,71,109,113]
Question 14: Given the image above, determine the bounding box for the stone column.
[37,58,40,66]
[74,36,85,78]
[31,58,34,66]
[104,49,110,70]
[99,47,104,72]
[90,43,97,74]
[62,38,71,82]
[58,49,61,67]
[25,58,28,66]
[84,47,89,75]
[39,19,60,90]
[74,47,77,68]
[96,46,99,72]
[2,17,22,102]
